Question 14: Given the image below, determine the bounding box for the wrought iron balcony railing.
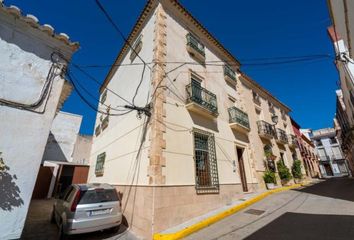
[224,65,236,82]
[257,120,276,139]
[288,134,297,147]
[228,106,250,130]
[276,128,288,144]
[186,82,218,115]
[186,33,205,57]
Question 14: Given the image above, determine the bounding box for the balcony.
[186,33,205,62]
[288,134,297,148]
[257,120,275,139]
[276,128,288,144]
[224,65,236,85]
[186,82,218,118]
[228,107,250,133]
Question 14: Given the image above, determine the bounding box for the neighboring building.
[327,1,354,176]
[335,89,354,172]
[291,118,316,178]
[311,128,349,177]
[32,111,92,199]
[88,1,301,238]
[299,129,321,178]
[0,2,78,239]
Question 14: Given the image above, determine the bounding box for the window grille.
[130,34,143,62]
[193,129,219,194]
[95,125,101,137]
[95,152,106,176]
[101,90,107,103]
[102,116,109,131]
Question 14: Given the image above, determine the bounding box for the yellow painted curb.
[153,183,307,240]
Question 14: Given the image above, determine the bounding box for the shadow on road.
[294,178,354,202]
[245,212,354,240]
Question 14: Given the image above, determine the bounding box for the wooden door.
[236,147,248,192]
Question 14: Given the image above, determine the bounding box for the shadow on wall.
[42,132,68,163]
[0,152,24,211]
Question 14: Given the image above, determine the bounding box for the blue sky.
[6,0,338,135]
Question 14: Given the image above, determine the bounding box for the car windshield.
[79,188,118,204]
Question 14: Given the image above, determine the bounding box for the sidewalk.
[153,183,310,240]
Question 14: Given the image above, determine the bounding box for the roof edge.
[239,72,292,113]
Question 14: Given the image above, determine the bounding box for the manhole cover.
[244,209,265,215]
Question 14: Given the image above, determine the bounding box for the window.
[95,125,101,137]
[268,101,275,113]
[95,152,106,176]
[292,151,298,161]
[253,91,261,105]
[280,152,285,165]
[130,34,143,62]
[102,116,109,131]
[281,110,286,120]
[79,189,118,204]
[224,65,236,82]
[193,129,219,193]
[186,33,205,56]
[330,137,337,144]
[101,90,107,103]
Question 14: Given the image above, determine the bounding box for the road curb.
[153,183,308,240]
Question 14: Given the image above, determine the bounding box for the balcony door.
[236,147,248,192]
[191,76,202,103]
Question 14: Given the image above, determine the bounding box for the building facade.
[88,0,301,238]
[291,119,317,178]
[311,128,349,178]
[0,2,78,239]
[327,0,354,176]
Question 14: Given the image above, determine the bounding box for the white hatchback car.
[52,183,122,238]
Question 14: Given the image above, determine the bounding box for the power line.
[75,54,333,69]
[66,71,133,116]
[68,70,129,112]
[71,63,133,106]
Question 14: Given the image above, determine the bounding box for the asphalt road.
[185,178,354,240]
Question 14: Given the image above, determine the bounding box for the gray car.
[51,183,122,238]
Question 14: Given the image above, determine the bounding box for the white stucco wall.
[42,111,82,163]
[88,8,157,186]
[72,134,93,165]
[0,9,76,239]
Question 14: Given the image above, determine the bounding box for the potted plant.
[263,170,276,189]
[292,160,303,183]
[277,161,292,186]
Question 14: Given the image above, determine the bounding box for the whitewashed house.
[0,2,78,239]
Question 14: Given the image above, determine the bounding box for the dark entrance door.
[324,163,334,176]
[236,147,248,192]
